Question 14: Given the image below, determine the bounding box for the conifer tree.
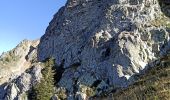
[30,58,55,100]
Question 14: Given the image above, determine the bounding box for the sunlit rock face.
[0,40,40,85]
[0,40,43,100]
[37,0,170,98]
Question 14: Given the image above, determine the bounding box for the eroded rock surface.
[0,40,39,85]
[0,40,43,100]
[1,64,42,100]
[38,0,170,99]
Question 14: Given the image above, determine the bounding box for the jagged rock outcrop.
[38,0,170,99]
[0,39,39,85]
[97,50,170,100]
[0,40,43,100]
[0,64,42,100]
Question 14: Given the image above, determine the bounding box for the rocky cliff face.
[1,0,170,100]
[38,0,170,99]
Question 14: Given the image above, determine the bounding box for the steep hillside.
[0,40,39,85]
[0,40,43,100]
[94,51,170,100]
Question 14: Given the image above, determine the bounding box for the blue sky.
[0,0,67,54]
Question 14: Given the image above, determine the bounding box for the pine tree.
[30,58,55,100]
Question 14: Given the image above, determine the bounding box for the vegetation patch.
[28,58,55,100]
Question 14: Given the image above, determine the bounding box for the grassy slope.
[112,63,170,99]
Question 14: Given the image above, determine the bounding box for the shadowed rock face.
[158,0,170,17]
[37,0,170,99]
[160,0,170,4]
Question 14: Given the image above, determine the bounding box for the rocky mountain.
[0,40,42,100]
[0,0,170,100]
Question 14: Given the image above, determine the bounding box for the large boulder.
[0,64,42,100]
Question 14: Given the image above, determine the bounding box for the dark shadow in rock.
[158,0,170,17]
[25,46,36,61]
[69,62,81,70]
[91,80,102,88]
[54,59,65,85]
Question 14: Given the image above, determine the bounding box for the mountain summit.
[0,0,170,100]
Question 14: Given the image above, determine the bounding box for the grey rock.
[51,95,58,100]
[5,83,20,100]
[2,64,42,100]
[37,0,170,99]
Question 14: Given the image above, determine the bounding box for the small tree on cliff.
[30,58,55,100]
